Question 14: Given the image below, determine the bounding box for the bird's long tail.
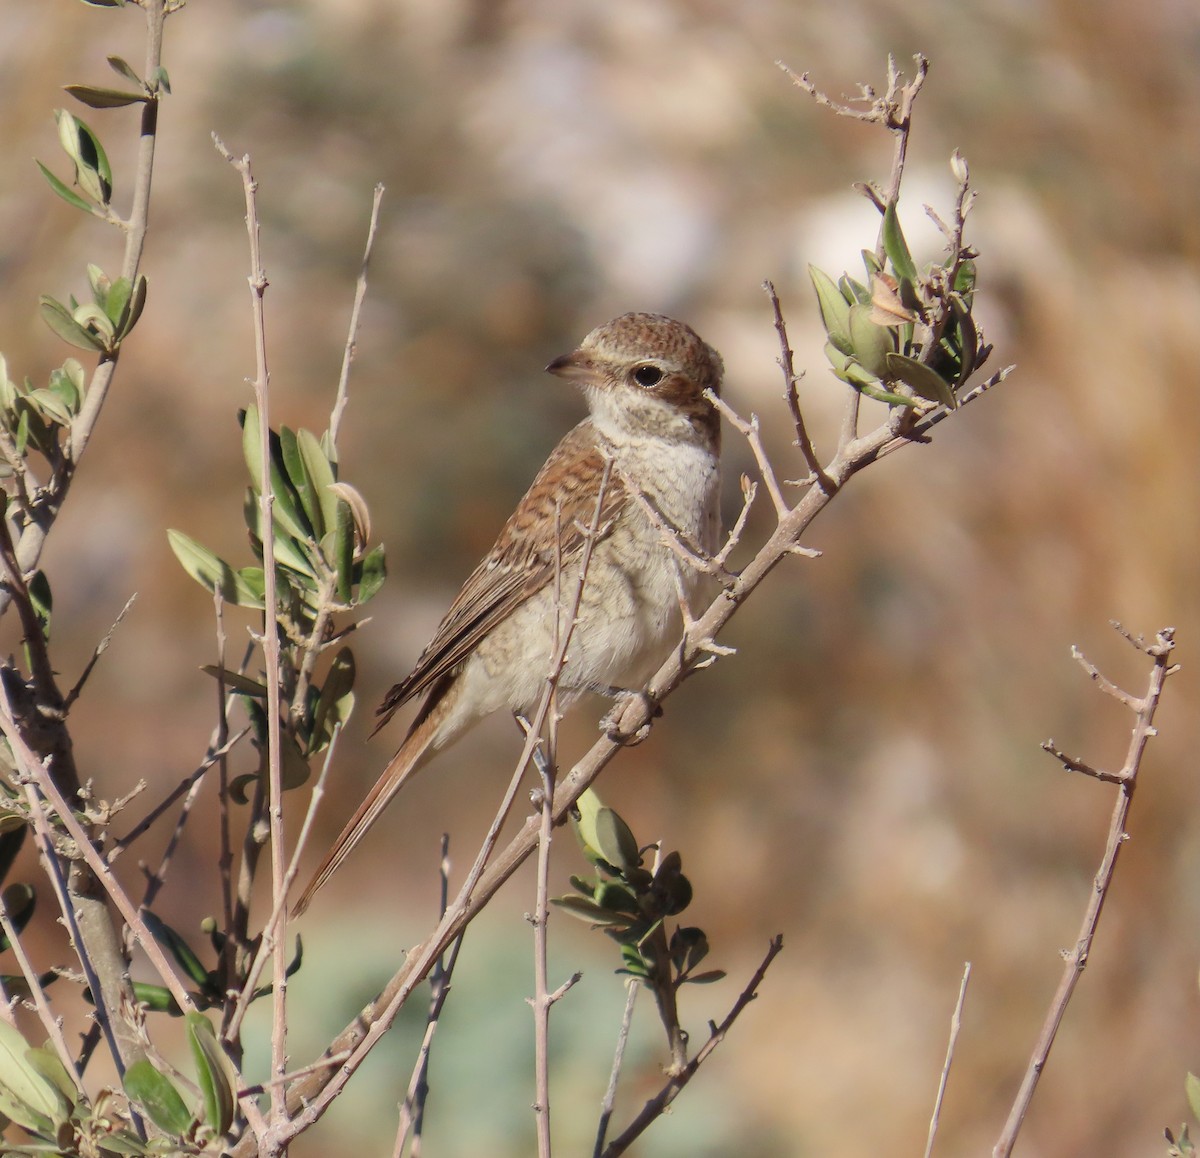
[292,705,444,916]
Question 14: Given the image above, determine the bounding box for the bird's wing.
[373,420,623,732]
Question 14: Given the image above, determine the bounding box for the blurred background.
[1,0,1199,1154]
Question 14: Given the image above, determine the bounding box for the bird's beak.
[545,350,603,386]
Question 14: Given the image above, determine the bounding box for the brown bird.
[294,313,723,914]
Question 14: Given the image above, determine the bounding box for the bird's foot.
[599,688,661,746]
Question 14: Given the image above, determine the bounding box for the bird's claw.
[601,689,660,746]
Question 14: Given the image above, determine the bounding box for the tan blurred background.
[2,0,1199,1154]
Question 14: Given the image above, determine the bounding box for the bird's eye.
[633,364,663,387]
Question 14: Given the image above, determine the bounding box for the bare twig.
[224,729,342,1044]
[924,962,971,1158]
[330,183,385,448]
[992,627,1177,1158]
[600,936,784,1156]
[237,1051,352,1099]
[62,594,137,712]
[594,980,639,1158]
[705,392,792,521]
[764,280,828,488]
[107,728,247,862]
[393,836,462,1158]
[214,135,290,1139]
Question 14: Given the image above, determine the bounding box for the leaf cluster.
[810,181,990,411]
[169,405,385,799]
[0,1014,234,1157]
[554,790,725,990]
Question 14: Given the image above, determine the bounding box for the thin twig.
[224,729,342,1044]
[237,1051,352,1099]
[992,627,1177,1158]
[594,980,638,1158]
[601,936,784,1156]
[764,281,828,488]
[924,962,971,1158]
[705,392,791,521]
[330,183,385,448]
[393,835,463,1158]
[62,594,137,711]
[107,729,247,862]
[214,135,290,1137]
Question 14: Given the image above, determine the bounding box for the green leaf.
[29,389,73,427]
[63,84,146,109]
[150,65,171,94]
[47,361,83,414]
[310,648,356,750]
[298,427,340,540]
[240,406,311,542]
[100,276,132,327]
[27,571,52,643]
[808,265,853,355]
[167,529,264,606]
[0,883,35,951]
[0,826,26,885]
[881,201,918,283]
[124,1058,192,1137]
[552,894,632,927]
[953,258,976,303]
[948,294,978,386]
[328,480,371,550]
[86,263,110,303]
[861,248,884,278]
[142,910,212,989]
[355,543,386,604]
[14,408,29,456]
[847,303,894,379]
[131,981,183,1015]
[107,55,141,85]
[38,296,105,352]
[330,500,354,603]
[593,880,640,916]
[280,732,313,792]
[54,110,112,206]
[858,380,919,408]
[838,273,870,306]
[280,426,323,539]
[246,935,304,1003]
[24,1047,75,1110]
[79,0,127,6]
[115,273,148,340]
[682,969,726,984]
[670,925,709,973]
[651,852,692,915]
[617,942,650,979]
[244,496,318,580]
[592,807,641,874]
[186,1012,235,1135]
[200,665,268,698]
[0,1019,63,1134]
[885,352,956,409]
[35,160,95,214]
[1187,1072,1200,1125]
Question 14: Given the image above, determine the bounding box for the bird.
[293,312,723,915]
